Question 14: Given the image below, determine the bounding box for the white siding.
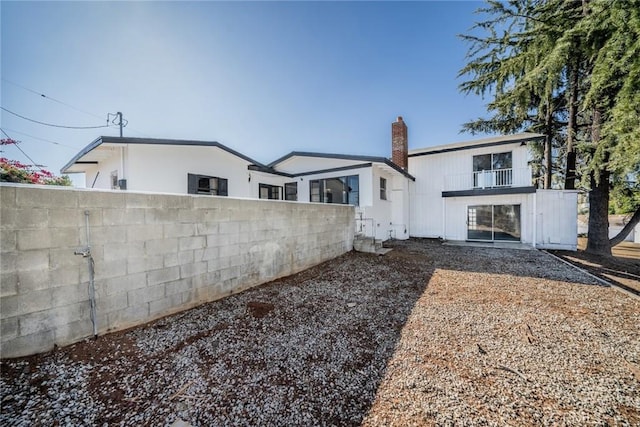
[83,154,121,190]
[125,145,253,196]
[408,142,531,239]
[535,190,578,250]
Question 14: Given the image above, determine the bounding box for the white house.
[61,117,578,250]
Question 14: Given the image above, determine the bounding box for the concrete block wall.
[0,184,354,358]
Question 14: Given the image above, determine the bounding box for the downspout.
[441,176,446,240]
[120,146,126,183]
[442,198,446,241]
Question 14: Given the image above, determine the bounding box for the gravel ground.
[1,239,639,426]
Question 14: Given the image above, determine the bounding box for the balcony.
[444,168,533,193]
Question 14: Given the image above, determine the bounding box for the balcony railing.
[444,168,532,192]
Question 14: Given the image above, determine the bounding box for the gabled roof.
[61,136,267,173]
[268,151,415,181]
[408,132,545,157]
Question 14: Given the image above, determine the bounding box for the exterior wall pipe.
[74,211,98,338]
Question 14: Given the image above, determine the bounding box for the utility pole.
[117,112,123,137]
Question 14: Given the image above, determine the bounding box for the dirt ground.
[550,238,640,294]
[1,239,639,426]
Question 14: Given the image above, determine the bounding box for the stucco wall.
[0,184,354,358]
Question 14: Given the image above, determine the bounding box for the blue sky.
[1,1,491,178]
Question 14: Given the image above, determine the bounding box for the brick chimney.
[391,116,408,170]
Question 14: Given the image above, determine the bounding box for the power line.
[0,128,46,172]
[2,79,152,137]
[2,127,79,150]
[1,107,110,129]
[1,78,107,122]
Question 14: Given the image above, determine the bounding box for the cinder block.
[2,289,53,318]
[179,261,207,279]
[145,238,178,256]
[17,268,50,292]
[103,241,145,262]
[219,244,240,258]
[178,236,205,251]
[49,248,83,269]
[145,208,179,224]
[127,255,164,274]
[88,225,127,245]
[196,222,218,235]
[1,272,18,297]
[1,316,18,341]
[103,208,145,226]
[165,278,192,296]
[147,266,180,287]
[48,208,99,228]
[95,292,128,313]
[0,207,16,231]
[53,318,95,346]
[93,259,127,280]
[194,247,219,262]
[16,186,77,208]
[16,249,49,271]
[49,227,81,248]
[192,271,221,289]
[49,266,81,288]
[78,190,125,208]
[148,294,183,316]
[107,305,149,330]
[201,207,226,222]
[126,224,164,242]
[13,208,48,229]
[19,302,86,336]
[220,265,240,282]
[51,283,88,307]
[17,229,52,250]
[164,223,196,239]
[0,329,54,359]
[0,230,17,254]
[178,208,201,223]
[218,221,240,235]
[125,193,165,209]
[127,283,165,307]
[192,197,224,210]
[163,249,194,268]
[1,251,16,274]
[102,272,146,295]
[0,186,16,208]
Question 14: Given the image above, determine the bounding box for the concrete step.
[353,237,389,255]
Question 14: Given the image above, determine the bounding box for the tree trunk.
[609,207,640,247]
[585,108,612,256]
[586,170,611,255]
[565,56,579,190]
[544,101,553,189]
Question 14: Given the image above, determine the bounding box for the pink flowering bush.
[1,138,72,186]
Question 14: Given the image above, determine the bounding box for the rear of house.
[61,118,578,250]
[408,133,578,250]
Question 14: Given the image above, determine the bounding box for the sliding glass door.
[467,204,521,241]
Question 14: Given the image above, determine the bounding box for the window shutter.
[219,178,228,196]
[187,174,198,194]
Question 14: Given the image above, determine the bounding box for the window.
[284,182,298,201]
[259,184,282,200]
[473,151,513,188]
[380,177,387,200]
[309,175,359,206]
[187,173,228,196]
[110,171,118,190]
